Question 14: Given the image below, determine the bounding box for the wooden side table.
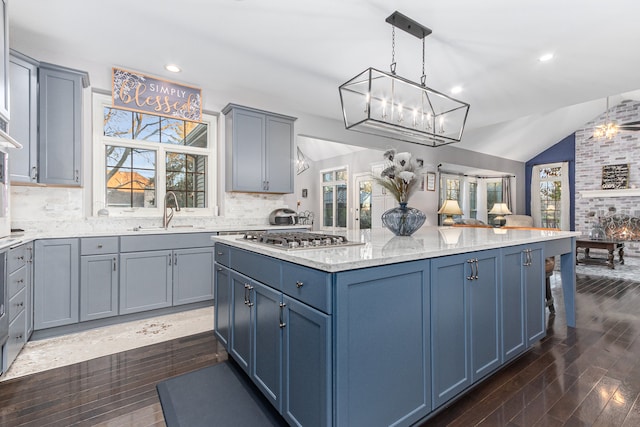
[575,238,624,269]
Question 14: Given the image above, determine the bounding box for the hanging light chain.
[421,36,426,86]
[390,26,397,74]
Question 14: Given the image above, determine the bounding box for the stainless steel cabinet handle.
[17,278,24,284]
[247,285,254,306]
[474,258,479,279]
[31,166,38,181]
[279,302,286,328]
[296,281,304,288]
[174,253,178,265]
[113,257,117,271]
[217,251,223,256]
[97,244,103,248]
[27,246,33,263]
[466,259,475,280]
[75,169,79,183]
[216,267,223,272]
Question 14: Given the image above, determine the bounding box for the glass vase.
[381,202,426,236]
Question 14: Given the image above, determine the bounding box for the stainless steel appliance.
[268,208,298,225]
[241,231,363,250]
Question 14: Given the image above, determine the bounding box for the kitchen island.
[212,227,578,427]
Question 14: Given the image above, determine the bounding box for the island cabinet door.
[431,249,500,409]
[334,260,430,427]
[501,246,527,362]
[252,281,283,412]
[524,245,545,346]
[229,271,254,374]
[282,295,331,427]
[214,263,230,348]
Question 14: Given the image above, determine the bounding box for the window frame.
[319,165,349,231]
[92,93,217,217]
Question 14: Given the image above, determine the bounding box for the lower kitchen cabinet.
[431,249,500,409]
[172,247,214,305]
[214,263,231,347]
[80,254,118,321]
[119,250,172,315]
[34,238,79,330]
[120,247,215,315]
[4,242,33,370]
[220,245,332,426]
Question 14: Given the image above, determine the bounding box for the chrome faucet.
[163,191,181,229]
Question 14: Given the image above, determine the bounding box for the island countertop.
[211,226,580,272]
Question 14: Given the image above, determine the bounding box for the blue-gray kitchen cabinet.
[334,261,430,427]
[501,243,545,362]
[4,242,33,370]
[0,0,9,123]
[34,238,79,330]
[80,255,118,321]
[431,249,500,409]
[172,247,214,305]
[8,51,38,183]
[229,270,252,373]
[222,103,296,194]
[38,63,88,186]
[214,263,230,347]
[119,250,172,315]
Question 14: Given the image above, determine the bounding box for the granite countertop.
[212,227,580,272]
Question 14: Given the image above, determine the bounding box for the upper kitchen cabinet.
[8,55,89,185]
[222,103,296,193]
[0,0,9,124]
[38,63,89,186]
[8,51,37,183]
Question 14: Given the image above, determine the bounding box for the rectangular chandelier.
[338,12,470,147]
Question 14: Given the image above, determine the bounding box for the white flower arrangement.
[375,149,423,204]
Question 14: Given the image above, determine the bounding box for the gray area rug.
[572,254,640,282]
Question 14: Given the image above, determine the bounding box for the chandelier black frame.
[339,11,470,147]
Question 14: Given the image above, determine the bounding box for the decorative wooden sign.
[112,67,202,122]
[601,163,629,190]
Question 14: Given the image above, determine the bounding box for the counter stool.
[545,257,555,314]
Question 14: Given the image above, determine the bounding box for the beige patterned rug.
[1,306,214,381]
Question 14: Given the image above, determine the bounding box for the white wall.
[7,41,527,230]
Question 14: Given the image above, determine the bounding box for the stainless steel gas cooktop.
[240,231,363,250]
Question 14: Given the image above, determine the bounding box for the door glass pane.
[322,172,333,182]
[323,186,334,227]
[336,169,348,181]
[336,184,347,227]
[359,180,372,229]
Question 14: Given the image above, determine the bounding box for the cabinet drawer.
[6,309,27,368]
[215,244,230,267]
[230,247,281,290]
[8,265,27,299]
[81,236,119,255]
[9,287,26,323]
[282,263,331,313]
[8,245,28,274]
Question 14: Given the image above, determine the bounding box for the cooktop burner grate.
[240,231,363,250]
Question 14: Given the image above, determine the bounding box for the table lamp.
[489,202,512,227]
[438,199,463,226]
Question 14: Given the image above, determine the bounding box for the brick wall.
[575,99,640,255]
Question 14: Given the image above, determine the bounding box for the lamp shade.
[488,203,512,216]
[437,199,463,215]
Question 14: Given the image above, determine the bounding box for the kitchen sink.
[129,225,208,232]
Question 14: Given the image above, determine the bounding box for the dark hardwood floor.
[1,272,639,426]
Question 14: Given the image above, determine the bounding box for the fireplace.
[601,214,640,241]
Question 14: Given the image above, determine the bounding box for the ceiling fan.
[587,97,640,140]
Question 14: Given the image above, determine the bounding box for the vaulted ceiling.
[9,0,640,161]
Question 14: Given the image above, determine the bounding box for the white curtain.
[531,165,542,227]
[477,178,488,224]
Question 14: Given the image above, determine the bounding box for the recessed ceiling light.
[539,53,554,62]
[451,86,462,94]
[165,64,181,73]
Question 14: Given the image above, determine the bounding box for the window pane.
[184,121,208,148]
[323,186,334,226]
[160,117,185,144]
[166,152,207,208]
[336,184,347,227]
[134,113,161,141]
[106,146,156,208]
[336,169,348,181]
[322,172,333,182]
[104,108,133,138]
